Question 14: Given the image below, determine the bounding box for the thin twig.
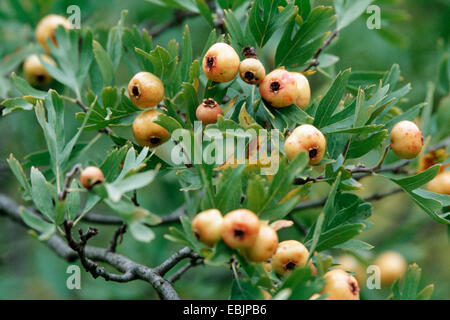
[168,258,203,284]
[108,224,127,253]
[131,190,139,206]
[303,29,339,72]
[294,138,450,186]
[80,206,186,226]
[58,164,82,201]
[154,247,201,276]
[148,11,197,37]
[172,138,193,168]
[63,220,134,282]
[292,188,403,211]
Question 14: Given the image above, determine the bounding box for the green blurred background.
[0,0,449,299]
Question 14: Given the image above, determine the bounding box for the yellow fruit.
[132,109,170,147]
[80,166,105,189]
[260,288,272,300]
[336,255,366,287]
[221,209,260,249]
[128,72,165,109]
[243,225,279,262]
[191,209,223,247]
[390,120,423,159]
[427,171,450,195]
[196,98,222,125]
[239,58,266,85]
[291,72,311,109]
[202,43,240,82]
[321,269,360,300]
[259,69,298,108]
[374,251,407,286]
[35,14,71,51]
[284,124,326,165]
[271,240,314,277]
[23,54,55,86]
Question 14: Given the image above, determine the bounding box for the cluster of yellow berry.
[125,43,433,169]
[202,43,311,109]
[191,208,361,300]
[22,15,70,87]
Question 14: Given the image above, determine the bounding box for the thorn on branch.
[108,224,127,253]
[131,190,139,206]
[75,99,87,112]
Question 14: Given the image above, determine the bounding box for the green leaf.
[437,95,450,139]
[230,278,264,300]
[0,45,34,76]
[104,198,162,226]
[93,40,115,86]
[30,167,55,222]
[77,29,94,87]
[271,105,313,127]
[305,172,342,245]
[348,71,386,88]
[154,113,183,134]
[306,211,324,260]
[249,0,298,50]
[128,222,155,242]
[215,165,245,212]
[144,0,199,12]
[7,154,31,199]
[137,45,176,82]
[416,284,434,300]
[312,223,365,251]
[180,216,202,252]
[116,147,149,180]
[380,165,450,225]
[107,10,127,69]
[180,25,193,83]
[224,10,247,49]
[313,69,351,128]
[20,207,56,241]
[334,239,373,251]
[181,82,199,126]
[10,73,46,99]
[206,240,233,266]
[297,0,312,20]
[66,180,81,221]
[335,0,374,30]
[391,263,423,300]
[275,6,335,68]
[245,177,267,213]
[384,103,426,131]
[276,266,324,300]
[257,152,308,216]
[105,170,158,202]
[321,124,384,135]
[196,0,214,27]
[346,130,388,159]
[44,27,92,99]
[1,97,33,116]
[259,183,311,220]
